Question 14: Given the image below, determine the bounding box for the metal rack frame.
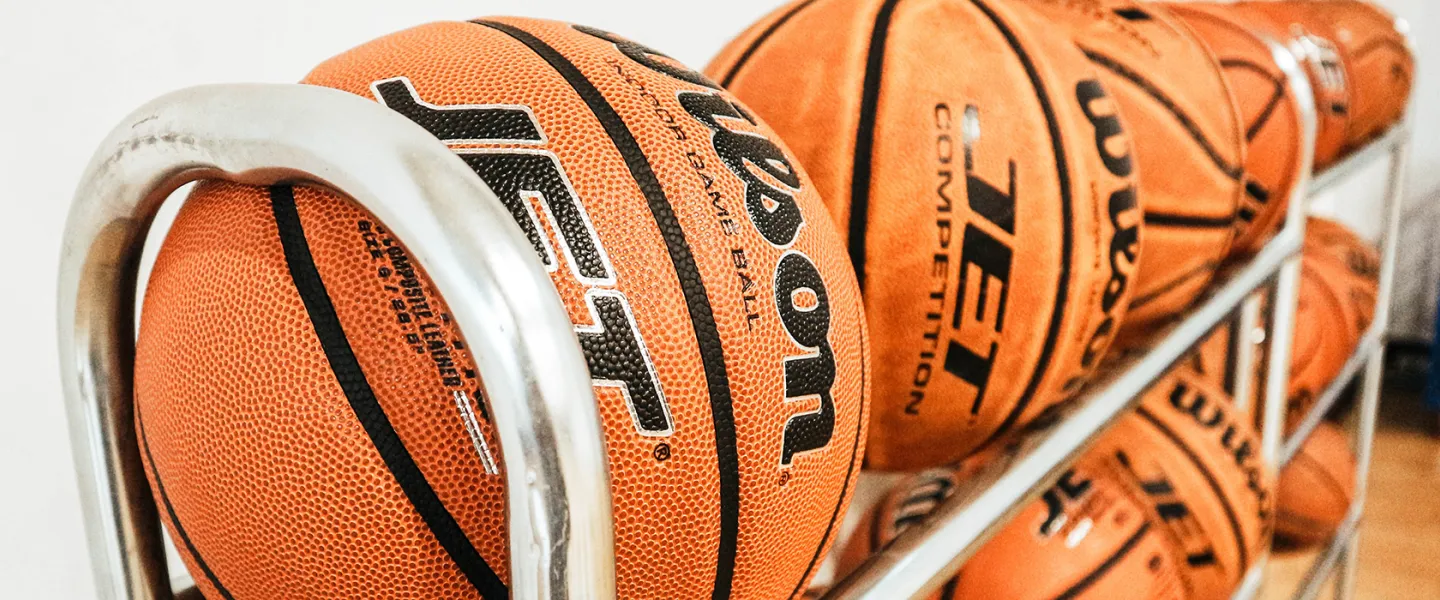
[57,32,1409,600]
[58,84,615,600]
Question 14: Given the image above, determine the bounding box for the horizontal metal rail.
[1294,507,1364,600]
[1308,125,1410,196]
[824,216,1304,600]
[1280,327,1382,465]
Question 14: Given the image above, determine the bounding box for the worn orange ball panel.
[710,0,1140,470]
[1169,3,1305,255]
[135,18,869,600]
[1089,368,1273,600]
[1276,422,1355,546]
[1024,1,1243,334]
[1288,218,1377,421]
[837,462,1187,599]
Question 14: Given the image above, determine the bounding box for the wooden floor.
[1262,388,1440,599]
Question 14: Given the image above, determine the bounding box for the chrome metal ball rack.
[57,38,1408,600]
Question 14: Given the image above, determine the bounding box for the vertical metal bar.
[1261,258,1303,465]
[1232,294,1264,414]
[1241,38,1318,600]
[59,84,616,600]
[1335,131,1410,600]
[60,231,170,599]
[1336,535,1360,600]
[1259,36,1318,474]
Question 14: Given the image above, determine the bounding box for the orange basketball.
[1288,218,1377,420]
[1323,0,1414,148]
[1304,216,1382,285]
[1275,422,1355,546]
[1169,3,1306,255]
[1088,367,1273,600]
[134,19,870,599]
[1021,1,1243,336]
[1234,1,1412,153]
[708,0,1141,470]
[836,462,1187,599]
[1221,2,1365,168]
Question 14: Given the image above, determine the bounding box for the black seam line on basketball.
[970,0,1074,449]
[1246,83,1288,143]
[1081,47,1246,181]
[269,185,508,599]
[939,578,960,600]
[1144,212,1236,228]
[1293,451,1350,505]
[787,329,868,600]
[1128,260,1220,309]
[789,379,864,595]
[470,21,744,599]
[1217,59,1290,142]
[1135,407,1250,571]
[1350,37,1410,62]
[1218,58,1283,84]
[1050,521,1153,600]
[848,0,904,292]
[135,402,235,600]
[1223,318,1240,392]
[718,0,821,88]
[1209,59,1290,141]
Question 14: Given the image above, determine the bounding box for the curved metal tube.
[57,83,614,600]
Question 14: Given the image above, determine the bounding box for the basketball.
[1088,367,1273,600]
[134,19,869,599]
[833,468,959,582]
[1305,216,1382,286]
[1276,422,1356,546]
[1288,218,1378,420]
[1020,0,1242,337]
[1321,0,1414,148]
[1227,1,1410,165]
[836,461,1187,599]
[708,0,1141,470]
[1232,1,1412,153]
[1169,3,1305,256]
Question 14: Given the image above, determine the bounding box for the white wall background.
[0,0,1433,597]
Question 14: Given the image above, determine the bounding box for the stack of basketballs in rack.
[719,0,1405,598]
[123,0,1407,599]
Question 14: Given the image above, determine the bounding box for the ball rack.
[56,31,1409,600]
[821,37,1411,600]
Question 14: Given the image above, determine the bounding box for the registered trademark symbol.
[653,442,671,462]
